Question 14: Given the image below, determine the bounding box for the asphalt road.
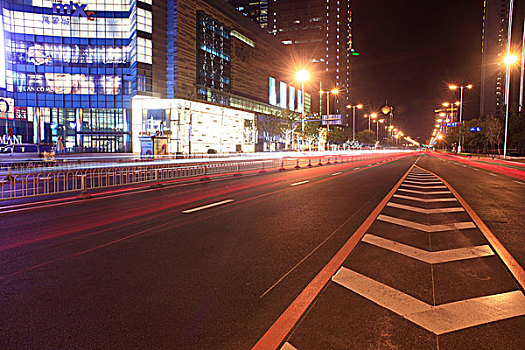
[1,152,523,349]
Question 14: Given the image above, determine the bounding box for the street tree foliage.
[438,115,503,154]
[328,126,351,143]
[357,129,376,145]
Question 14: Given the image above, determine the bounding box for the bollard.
[326,157,331,165]
[259,161,267,173]
[234,162,242,176]
[200,165,211,181]
[279,159,286,171]
[317,158,323,166]
[307,159,312,167]
[334,156,338,164]
[294,159,301,169]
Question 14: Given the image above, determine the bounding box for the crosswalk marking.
[377,214,476,232]
[362,234,494,263]
[386,202,464,214]
[332,267,525,335]
[393,194,457,202]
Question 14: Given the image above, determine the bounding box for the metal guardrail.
[0,152,409,201]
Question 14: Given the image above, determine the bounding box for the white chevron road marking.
[397,188,452,195]
[377,214,476,232]
[403,180,444,185]
[393,194,457,202]
[332,267,525,335]
[362,234,494,263]
[401,184,448,190]
[386,202,464,214]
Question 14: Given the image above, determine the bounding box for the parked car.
[0,143,55,162]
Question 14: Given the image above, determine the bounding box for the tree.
[357,129,376,145]
[483,115,503,154]
[328,126,350,143]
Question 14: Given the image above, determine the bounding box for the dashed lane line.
[386,202,464,214]
[514,180,524,185]
[362,234,494,263]
[489,173,498,176]
[377,214,476,232]
[290,180,309,186]
[332,267,525,335]
[181,199,234,214]
[331,172,342,176]
[393,194,457,202]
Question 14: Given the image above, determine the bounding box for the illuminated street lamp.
[365,112,377,130]
[503,54,519,158]
[449,83,473,153]
[346,103,363,141]
[374,118,385,142]
[295,69,310,149]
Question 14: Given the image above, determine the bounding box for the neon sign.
[52,2,95,21]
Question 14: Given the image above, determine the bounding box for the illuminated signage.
[0,15,5,89]
[288,86,295,111]
[8,41,128,66]
[52,1,95,21]
[280,82,287,109]
[297,90,303,113]
[269,77,277,106]
[12,72,122,95]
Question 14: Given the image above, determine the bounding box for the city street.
[1,153,524,349]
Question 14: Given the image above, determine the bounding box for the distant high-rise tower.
[228,0,354,124]
[480,0,524,118]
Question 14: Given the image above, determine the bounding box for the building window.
[196,11,231,92]
[137,37,152,64]
[137,8,153,33]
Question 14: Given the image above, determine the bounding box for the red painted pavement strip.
[251,164,416,350]
[436,152,525,168]
[431,152,525,181]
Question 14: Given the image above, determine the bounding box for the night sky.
[351,0,483,142]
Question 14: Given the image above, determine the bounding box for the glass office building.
[0,0,137,151]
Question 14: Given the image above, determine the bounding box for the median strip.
[181,199,234,214]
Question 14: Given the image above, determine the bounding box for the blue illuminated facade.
[0,0,138,152]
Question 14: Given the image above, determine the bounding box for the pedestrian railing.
[0,151,412,201]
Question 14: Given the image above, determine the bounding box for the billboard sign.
[322,114,342,125]
[52,1,95,21]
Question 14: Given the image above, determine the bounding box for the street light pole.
[449,84,472,153]
[503,54,519,158]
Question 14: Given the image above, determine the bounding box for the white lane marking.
[472,168,480,171]
[353,167,360,170]
[182,199,234,214]
[393,194,457,202]
[403,180,444,185]
[401,184,448,190]
[362,234,494,263]
[332,267,525,335]
[489,173,498,176]
[387,202,464,214]
[291,180,309,186]
[514,180,525,185]
[377,214,476,232]
[332,172,342,176]
[281,342,298,350]
[398,188,452,195]
[405,177,440,181]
